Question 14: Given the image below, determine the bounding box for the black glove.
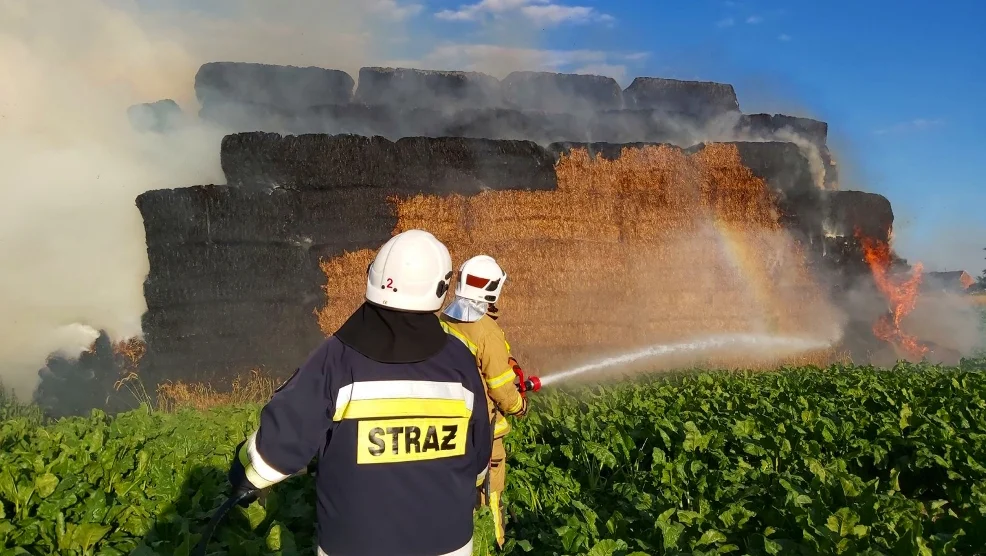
[227,440,260,507]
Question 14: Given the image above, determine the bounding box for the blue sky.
[392,0,985,274]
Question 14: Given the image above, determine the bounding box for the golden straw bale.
[314,144,846,372]
[465,190,621,243]
[318,249,375,334]
[392,193,470,247]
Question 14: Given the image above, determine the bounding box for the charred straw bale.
[823,190,894,243]
[195,62,355,112]
[142,298,324,348]
[500,71,624,112]
[441,109,590,144]
[136,185,396,246]
[398,136,557,194]
[622,77,740,118]
[221,132,398,190]
[736,114,829,146]
[143,243,326,308]
[587,110,702,144]
[220,132,558,193]
[140,326,324,387]
[355,67,504,111]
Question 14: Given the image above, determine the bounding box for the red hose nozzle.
[523,376,541,393]
[513,363,541,395]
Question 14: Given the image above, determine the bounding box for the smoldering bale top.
[500,71,624,112]
[220,132,558,193]
[354,67,504,111]
[737,114,828,146]
[622,77,740,117]
[195,62,356,110]
[823,190,894,242]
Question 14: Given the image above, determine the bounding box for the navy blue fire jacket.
[236,334,493,556]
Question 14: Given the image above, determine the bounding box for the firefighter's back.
[315,335,488,556]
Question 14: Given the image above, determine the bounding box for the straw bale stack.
[315,143,843,372]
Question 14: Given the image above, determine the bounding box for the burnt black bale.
[500,71,624,112]
[128,99,182,133]
[823,190,894,243]
[416,108,590,144]
[220,133,399,190]
[138,295,327,387]
[394,136,557,194]
[143,243,329,308]
[735,114,829,146]
[138,185,396,246]
[588,109,737,145]
[33,332,138,419]
[195,62,355,113]
[355,67,504,111]
[622,77,740,119]
[220,132,558,193]
[134,184,401,386]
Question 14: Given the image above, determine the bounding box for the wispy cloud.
[716,17,735,28]
[436,0,613,26]
[383,43,630,82]
[622,51,650,62]
[367,0,423,20]
[778,33,791,41]
[746,15,763,24]
[873,118,946,135]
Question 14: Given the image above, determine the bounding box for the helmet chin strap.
[488,303,499,320]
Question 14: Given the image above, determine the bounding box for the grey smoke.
[0,0,413,400]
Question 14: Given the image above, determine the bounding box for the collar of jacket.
[442,297,488,322]
[333,301,448,363]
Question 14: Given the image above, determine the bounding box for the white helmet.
[365,229,453,312]
[454,255,506,304]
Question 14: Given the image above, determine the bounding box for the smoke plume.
[0,0,412,399]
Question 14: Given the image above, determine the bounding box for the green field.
[2,358,986,555]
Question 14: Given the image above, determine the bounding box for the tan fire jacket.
[439,313,526,439]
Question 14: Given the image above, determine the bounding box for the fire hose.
[192,460,317,556]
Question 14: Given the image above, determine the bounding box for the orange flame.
[959,272,975,290]
[113,337,146,372]
[856,228,928,359]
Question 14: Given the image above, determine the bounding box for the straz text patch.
[357,417,469,464]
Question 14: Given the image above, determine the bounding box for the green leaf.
[34,473,59,499]
[587,539,628,556]
[696,529,727,546]
[68,522,112,551]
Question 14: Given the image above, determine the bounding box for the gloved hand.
[227,440,260,507]
[512,396,529,418]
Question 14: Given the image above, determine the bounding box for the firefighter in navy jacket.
[227,229,493,556]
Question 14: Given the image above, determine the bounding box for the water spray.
[539,332,837,387]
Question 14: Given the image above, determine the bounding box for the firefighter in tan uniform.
[439,255,528,549]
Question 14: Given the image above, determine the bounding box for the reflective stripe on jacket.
[439,314,525,439]
[237,336,492,556]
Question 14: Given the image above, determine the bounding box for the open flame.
[856,228,928,359]
[113,337,146,373]
[960,272,975,290]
